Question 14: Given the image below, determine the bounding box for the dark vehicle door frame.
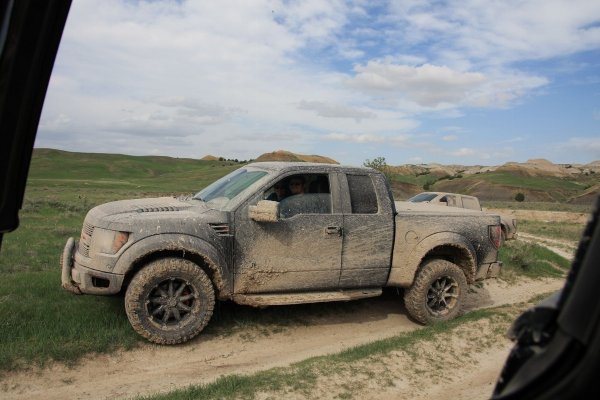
[0,0,71,248]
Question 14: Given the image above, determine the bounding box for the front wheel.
[125,258,215,344]
[404,259,467,324]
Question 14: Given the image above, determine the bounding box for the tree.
[364,157,392,181]
[363,156,387,171]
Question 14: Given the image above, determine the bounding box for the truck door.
[233,173,343,294]
[339,173,394,288]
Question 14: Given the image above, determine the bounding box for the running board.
[233,288,382,307]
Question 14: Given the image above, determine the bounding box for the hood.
[84,196,216,231]
[91,197,196,217]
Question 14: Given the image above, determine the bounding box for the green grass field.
[517,220,586,242]
[0,149,583,374]
[498,240,571,281]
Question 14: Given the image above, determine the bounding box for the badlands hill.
[254,150,338,164]
[386,158,600,203]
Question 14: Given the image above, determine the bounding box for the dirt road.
[1,277,564,400]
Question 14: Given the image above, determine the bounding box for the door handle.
[325,226,342,236]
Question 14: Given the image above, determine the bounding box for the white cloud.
[442,135,458,141]
[349,61,548,110]
[560,137,600,156]
[350,62,486,107]
[386,0,600,66]
[450,148,476,157]
[323,133,386,143]
[467,71,548,108]
[298,100,376,122]
[501,137,526,144]
[389,134,415,146]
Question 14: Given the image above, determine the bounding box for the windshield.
[193,168,268,207]
[408,193,438,202]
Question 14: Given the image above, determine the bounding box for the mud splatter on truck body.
[61,162,502,344]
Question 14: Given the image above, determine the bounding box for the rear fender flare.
[388,232,477,287]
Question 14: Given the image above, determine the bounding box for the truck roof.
[417,191,479,200]
[246,162,376,175]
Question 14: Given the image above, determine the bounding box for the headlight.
[90,228,130,255]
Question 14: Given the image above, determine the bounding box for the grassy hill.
[28,149,242,200]
[26,148,599,207]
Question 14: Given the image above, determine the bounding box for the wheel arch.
[388,231,477,287]
[421,243,476,283]
[115,234,231,299]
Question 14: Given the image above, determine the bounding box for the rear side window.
[347,174,378,214]
[462,197,481,210]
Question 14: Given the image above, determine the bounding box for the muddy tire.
[404,259,467,325]
[125,258,215,344]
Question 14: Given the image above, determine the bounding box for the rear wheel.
[404,259,467,324]
[125,258,215,344]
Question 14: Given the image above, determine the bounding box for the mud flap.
[487,261,503,278]
[475,261,503,280]
[61,237,82,294]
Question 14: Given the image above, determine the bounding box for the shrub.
[515,192,525,202]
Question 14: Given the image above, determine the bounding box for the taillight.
[489,225,502,248]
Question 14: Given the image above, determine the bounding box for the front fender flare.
[114,233,230,295]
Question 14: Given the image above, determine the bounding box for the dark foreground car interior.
[1,1,598,398]
[492,196,600,399]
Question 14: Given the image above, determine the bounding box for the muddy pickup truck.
[61,162,503,344]
[407,192,518,241]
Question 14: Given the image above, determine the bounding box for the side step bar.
[233,288,382,307]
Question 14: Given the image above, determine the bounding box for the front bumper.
[61,237,124,295]
[475,261,503,281]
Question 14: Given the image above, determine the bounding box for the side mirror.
[248,200,279,222]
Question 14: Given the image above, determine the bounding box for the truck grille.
[209,223,231,237]
[79,223,94,257]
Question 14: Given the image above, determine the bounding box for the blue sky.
[36,0,600,166]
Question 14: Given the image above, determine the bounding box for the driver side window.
[274,173,332,219]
